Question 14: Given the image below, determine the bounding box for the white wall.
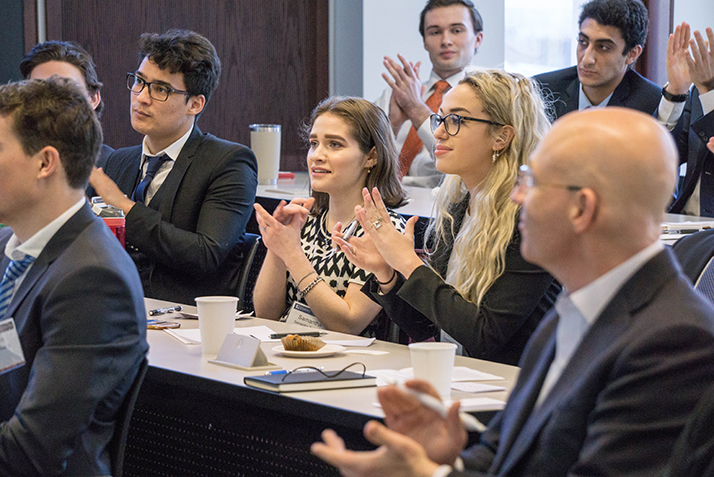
[362,0,505,101]
[674,0,714,37]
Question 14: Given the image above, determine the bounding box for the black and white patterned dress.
[281,208,406,337]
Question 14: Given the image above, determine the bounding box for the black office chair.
[236,233,262,311]
[109,357,149,477]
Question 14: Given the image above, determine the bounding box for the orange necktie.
[399,80,450,178]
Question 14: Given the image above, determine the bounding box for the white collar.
[141,125,194,161]
[567,241,664,325]
[578,83,615,110]
[4,199,86,261]
[424,69,467,92]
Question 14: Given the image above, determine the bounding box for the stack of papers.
[369,366,506,392]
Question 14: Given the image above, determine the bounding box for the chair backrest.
[110,357,149,477]
[236,233,261,309]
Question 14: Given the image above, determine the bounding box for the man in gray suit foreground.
[312,108,714,476]
[0,79,147,475]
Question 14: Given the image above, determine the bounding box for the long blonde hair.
[427,70,551,306]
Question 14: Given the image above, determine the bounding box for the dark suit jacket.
[0,203,148,476]
[102,125,258,305]
[455,249,714,477]
[667,87,714,215]
[85,143,115,198]
[672,228,714,284]
[534,66,661,120]
[363,198,560,365]
[662,382,714,477]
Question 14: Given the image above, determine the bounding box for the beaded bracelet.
[297,276,324,300]
[295,270,317,289]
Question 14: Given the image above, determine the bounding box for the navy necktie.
[133,154,170,204]
[0,254,36,318]
[696,256,714,304]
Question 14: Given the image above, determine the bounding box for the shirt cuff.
[657,96,685,130]
[431,457,465,477]
[417,118,436,154]
[700,88,714,116]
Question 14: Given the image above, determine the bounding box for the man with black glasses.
[90,29,257,305]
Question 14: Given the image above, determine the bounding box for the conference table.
[122,298,519,476]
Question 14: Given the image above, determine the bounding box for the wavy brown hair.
[301,97,407,215]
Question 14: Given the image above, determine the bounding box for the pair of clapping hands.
[667,23,714,95]
[255,188,422,284]
[311,379,468,477]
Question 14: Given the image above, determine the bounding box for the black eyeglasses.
[516,164,582,192]
[126,73,190,102]
[430,113,504,136]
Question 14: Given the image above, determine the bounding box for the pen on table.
[269,331,327,339]
[148,305,183,316]
[398,384,487,433]
[265,367,325,375]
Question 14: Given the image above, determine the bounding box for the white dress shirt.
[536,240,664,406]
[139,126,193,204]
[375,70,466,187]
[3,199,85,299]
[578,84,614,110]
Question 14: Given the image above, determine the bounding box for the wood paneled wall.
[30,0,329,171]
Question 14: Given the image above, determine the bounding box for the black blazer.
[456,250,714,477]
[363,198,560,365]
[0,204,148,476]
[103,125,258,305]
[534,66,661,120]
[667,87,714,215]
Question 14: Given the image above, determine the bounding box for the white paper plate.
[272,344,346,358]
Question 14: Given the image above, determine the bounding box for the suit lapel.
[497,250,677,474]
[151,126,203,219]
[491,317,557,472]
[5,204,96,320]
[607,69,633,107]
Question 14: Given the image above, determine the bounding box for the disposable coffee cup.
[409,342,457,399]
[195,296,239,355]
[250,124,281,185]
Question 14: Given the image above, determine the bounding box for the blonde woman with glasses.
[333,70,560,365]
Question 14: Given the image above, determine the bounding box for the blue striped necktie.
[696,256,714,304]
[133,153,170,204]
[0,254,36,318]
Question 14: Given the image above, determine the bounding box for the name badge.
[0,318,25,375]
[284,302,325,330]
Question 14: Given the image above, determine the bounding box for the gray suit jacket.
[0,203,148,476]
[534,66,661,120]
[455,249,714,476]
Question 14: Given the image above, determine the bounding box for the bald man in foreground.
[312,108,714,477]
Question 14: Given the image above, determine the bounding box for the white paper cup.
[409,342,457,398]
[250,124,281,185]
[195,296,238,355]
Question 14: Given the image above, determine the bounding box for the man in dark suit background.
[312,108,714,476]
[659,23,714,217]
[19,40,114,182]
[0,78,147,475]
[90,29,258,305]
[534,0,660,120]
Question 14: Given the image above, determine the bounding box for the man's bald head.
[513,108,678,289]
[542,107,676,230]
